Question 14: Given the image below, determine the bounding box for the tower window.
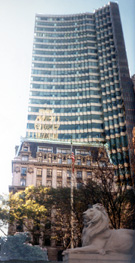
[23,147,28,152]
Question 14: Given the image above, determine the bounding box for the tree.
[122,188,135,229]
[0,193,9,236]
[9,186,47,245]
[1,167,134,249]
[87,152,135,229]
[43,187,72,248]
[73,179,102,245]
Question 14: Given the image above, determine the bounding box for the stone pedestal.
[63,252,134,263]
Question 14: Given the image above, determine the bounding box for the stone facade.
[10,138,113,193]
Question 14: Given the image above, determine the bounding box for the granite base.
[63,252,134,263]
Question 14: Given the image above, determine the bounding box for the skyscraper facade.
[26,2,135,182]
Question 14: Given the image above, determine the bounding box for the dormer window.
[67,158,71,164]
[22,155,29,161]
[87,160,91,166]
[23,147,28,152]
[99,161,107,167]
[57,148,70,154]
[58,156,62,164]
[76,159,81,165]
[38,146,53,153]
[48,155,52,163]
[37,153,43,162]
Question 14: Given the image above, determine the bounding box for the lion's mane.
[82,204,110,246]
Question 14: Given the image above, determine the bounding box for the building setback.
[25,2,135,183]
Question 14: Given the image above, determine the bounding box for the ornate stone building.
[10,138,113,193]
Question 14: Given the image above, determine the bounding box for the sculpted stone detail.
[66,204,135,255]
[14,166,20,173]
[28,167,34,173]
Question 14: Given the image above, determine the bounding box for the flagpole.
[71,139,74,249]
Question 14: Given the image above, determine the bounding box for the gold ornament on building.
[34,109,60,140]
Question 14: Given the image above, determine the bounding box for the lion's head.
[82,204,109,246]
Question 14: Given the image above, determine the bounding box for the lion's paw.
[99,249,106,255]
[63,248,74,255]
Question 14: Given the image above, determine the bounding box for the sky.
[0,0,134,195]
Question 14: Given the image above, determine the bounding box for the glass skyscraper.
[26,2,135,181]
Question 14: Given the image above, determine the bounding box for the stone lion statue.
[66,204,135,255]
